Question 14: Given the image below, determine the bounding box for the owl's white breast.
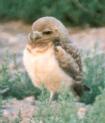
[23,47,73,90]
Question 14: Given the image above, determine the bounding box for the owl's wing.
[54,42,82,82]
[63,42,82,72]
[54,42,90,96]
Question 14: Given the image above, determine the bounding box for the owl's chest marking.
[23,47,72,91]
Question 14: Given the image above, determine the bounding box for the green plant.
[81,50,105,104]
[0,54,41,99]
[0,0,105,26]
[84,89,105,123]
[34,88,81,123]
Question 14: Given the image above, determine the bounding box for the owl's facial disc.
[28,17,67,48]
[28,28,60,46]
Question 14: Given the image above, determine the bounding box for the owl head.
[28,16,70,47]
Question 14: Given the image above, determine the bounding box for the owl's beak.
[28,31,42,42]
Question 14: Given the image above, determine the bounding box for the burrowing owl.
[23,16,89,101]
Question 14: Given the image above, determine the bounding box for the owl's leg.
[49,92,54,103]
[49,91,58,103]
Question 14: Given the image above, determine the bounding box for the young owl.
[23,16,89,101]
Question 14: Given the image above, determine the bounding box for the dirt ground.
[0,21,105,122]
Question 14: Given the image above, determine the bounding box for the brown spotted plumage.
[23,16,89,101]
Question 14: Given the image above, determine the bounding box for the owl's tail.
[72,83,90,97]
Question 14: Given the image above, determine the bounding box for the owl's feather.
[54,42,90,96]
[54,42,82,82]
